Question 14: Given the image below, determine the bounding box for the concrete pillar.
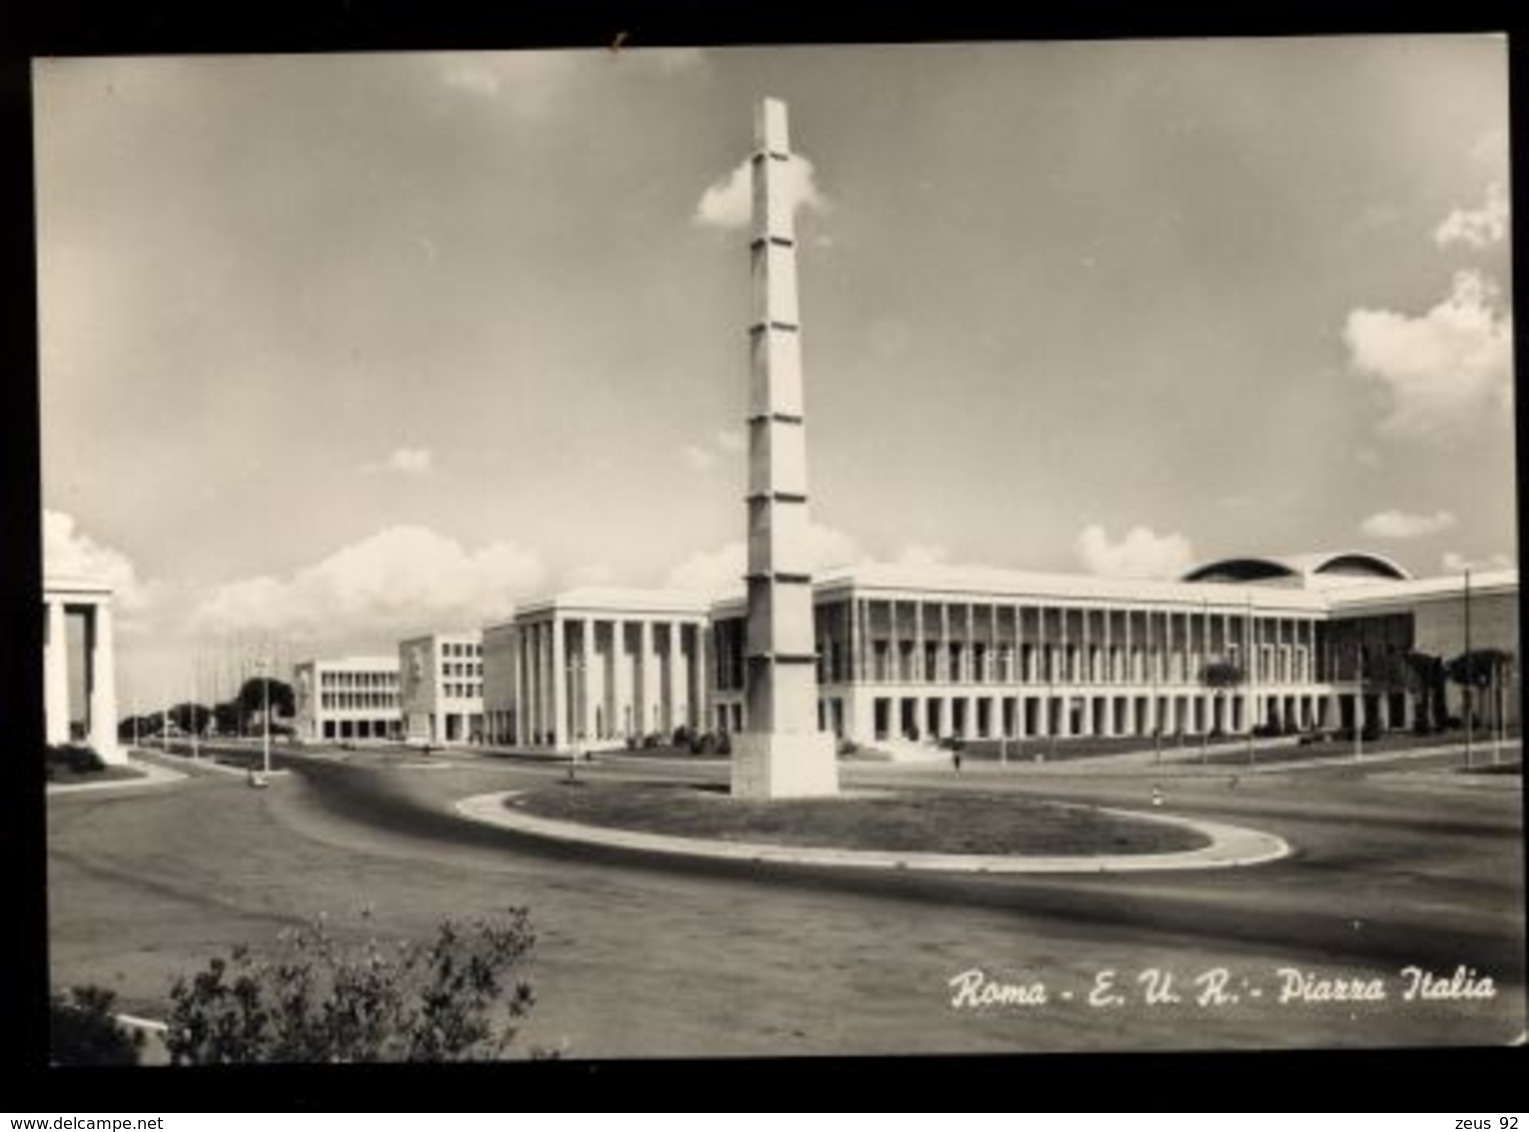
[613,620,633,738]
[88,602,120,759]
[581,618,597,743]
[532,625,544,743]
[552,617,569,749]
[516,629,529,745]
[640,619,658,737]
[913,601,925,682]
[45,599,70,746]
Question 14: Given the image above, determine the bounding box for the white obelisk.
[730,97,840,799]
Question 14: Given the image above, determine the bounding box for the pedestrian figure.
[952,750,963,773]
[1151,784,1163,807]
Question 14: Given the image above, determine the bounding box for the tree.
[212,700,242,736]
[1197,660,1246,756]
[50,985,143,1066]
[170,702,213,736]
[238,677,295,721]
[1362,649,1418,733]
[1446,648,1512,728]
[1403,651,1448,732]
[164,908,541,1064]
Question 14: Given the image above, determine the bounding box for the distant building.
[398,631,484,745]
[43,576,122,762]
[293,656,401,742]
[481,588,711,750]
[489,553,1517,754]
[482,620,519,747]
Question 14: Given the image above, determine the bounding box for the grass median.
[506,782,1208,856]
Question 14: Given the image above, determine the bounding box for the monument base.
[731,731,840,799]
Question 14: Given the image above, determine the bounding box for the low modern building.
[42,576,122,762]
[481,588,712,750]
[490,552,1517,754]
[293,656,401,742]
[399,631,484,745]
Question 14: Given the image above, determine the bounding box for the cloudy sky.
[35,38,1514,707]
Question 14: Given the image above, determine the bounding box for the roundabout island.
[454,780,1291,875]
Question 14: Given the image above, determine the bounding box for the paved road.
[47,745,1524,1058]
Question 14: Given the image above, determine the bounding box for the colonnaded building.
[476,551,1519,754]
[42,575,123,762]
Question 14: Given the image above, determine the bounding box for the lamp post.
[1199,599,1210,764]
[1244,596,1255,767]
[1491,655,1503,766]
[190,656,200,762]
[249,657,271,787]
[1462,568,1473,770]
[566,654,583,782]
[1152,614,1162,765]
[1354,643,1364,762]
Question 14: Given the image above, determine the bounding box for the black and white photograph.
[27,30,1523,1071]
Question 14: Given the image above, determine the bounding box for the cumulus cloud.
[1343,270,1514,438]
[1442,550,1514,574]
[665,523,864,595]
[190,525,546,642]
[694,155,829,230]
[1359,509,1457,540]
[1434,181,1509,249]
[43,510,146,610]
[1075,524,1195,580]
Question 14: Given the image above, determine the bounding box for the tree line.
[119,676,295,741]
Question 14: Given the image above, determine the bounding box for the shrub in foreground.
[164,908,539,1063]
[45,744,106,780]
[50,985,143,1065]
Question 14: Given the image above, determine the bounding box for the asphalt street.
[46,744,1525,1057]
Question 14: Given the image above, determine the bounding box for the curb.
[453,791,1291,875]
[45,756,187,795]
[146,749,292,780]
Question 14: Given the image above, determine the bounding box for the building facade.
[482,589,711,751]
[709,552,1519,749]
[43,576,122,762]
[293,656,401,742]
[399,631,483,745]
[473,552,1516,755]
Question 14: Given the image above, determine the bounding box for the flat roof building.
[399,631,484,746]
[43,576,121,762]
[482,588,711,751]
[487,553,1517,757]
[293,656,401,743]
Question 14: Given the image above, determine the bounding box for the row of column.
[840,599,1320,689]
[852,687,1405,743]
[514,616,709,749]
[43,596,118,756]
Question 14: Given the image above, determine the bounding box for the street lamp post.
[1244,596,1255,767]
[1463,568,1473,770]
[566,655,583,782]
[190,658,200,762]
[248,657,272,788]
[1354,643,1365,762]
